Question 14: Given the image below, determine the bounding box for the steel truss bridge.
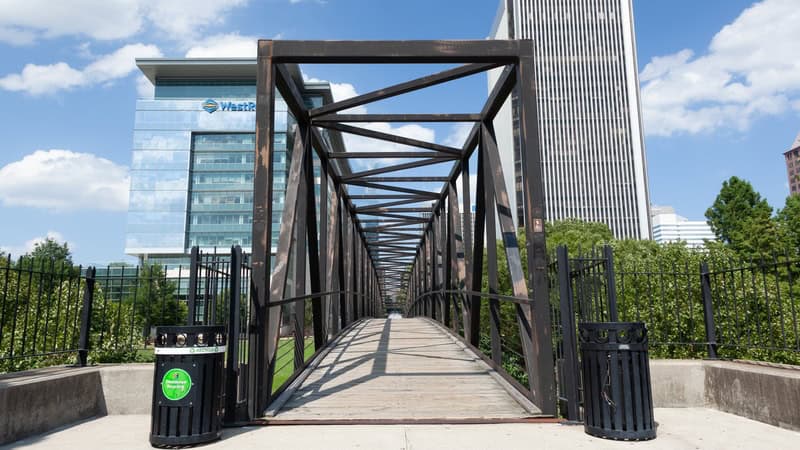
[207,40,558,423]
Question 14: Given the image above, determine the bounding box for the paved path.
[7,408,800,449]
[272,318,536,420]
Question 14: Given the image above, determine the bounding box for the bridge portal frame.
[250,40,555,418]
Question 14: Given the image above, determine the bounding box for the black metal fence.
[0,254,192,373]
[549,244,800,420]
[616,252,800,362]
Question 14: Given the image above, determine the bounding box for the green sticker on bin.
[161,368,192,401]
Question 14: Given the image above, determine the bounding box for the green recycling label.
[161,368,192,401]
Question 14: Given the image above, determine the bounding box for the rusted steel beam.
[315,113,481,123]
[460,158,474,342]
[251,40,275,417]
[344,180,440,198]
[516,56,555,415]
[269,40,528,63]
[342,158,449,181]
[482,65,516,122]
[327,151,456,159]
[350,194,423,200]
[482,122,546,411]
[359,176,450,183]
[324,177,340,336]
[310,62,503,117]
[355,199,433,212]
[275,63,308,121]
[303,126,324,350]
[471,140,487,350]
[447,180,468,336]
[316,122,462,155]
[264,121,308,412]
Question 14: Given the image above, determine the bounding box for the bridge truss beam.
[250,39,555,418]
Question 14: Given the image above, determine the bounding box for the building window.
[188,132,287,249]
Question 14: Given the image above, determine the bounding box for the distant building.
[651,206,715,248]
[489,0,651,240]
[784,131,800,195]
[126,59,339,267]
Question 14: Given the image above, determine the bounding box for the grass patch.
[272,336,315,393]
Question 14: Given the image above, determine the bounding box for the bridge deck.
[271,318,540,420]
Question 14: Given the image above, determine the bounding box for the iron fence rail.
[615,255,800,359]
[0,255,192,373]
[548,244,800,421]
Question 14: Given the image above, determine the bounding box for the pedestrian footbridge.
[268,318,542,423]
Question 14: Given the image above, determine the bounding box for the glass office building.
[126,59,332,264]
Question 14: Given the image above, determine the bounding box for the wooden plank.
[270,318,543,420]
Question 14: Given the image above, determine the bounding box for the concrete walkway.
[5,408,799,449]
[272,318,536,420]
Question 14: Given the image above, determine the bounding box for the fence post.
[700,261,719,359]
[604,245,619,322]
[225,246,242,423]
[77,267,96,367]
[556,246,580,421]
[187,246,199,325]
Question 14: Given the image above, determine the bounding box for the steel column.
[516,56,556,414]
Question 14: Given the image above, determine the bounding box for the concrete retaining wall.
[704,361,800,431]
[650,360,706,407]
[0,364,153,445]
[650,359,800,431]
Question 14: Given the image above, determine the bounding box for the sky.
[0,0,798,264]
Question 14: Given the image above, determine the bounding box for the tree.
[25,238,73,267]
[777,195,800,253]
[705,176,776,255]
[545,218,614,254]
[126,264,186,329]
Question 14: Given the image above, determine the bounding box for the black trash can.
[578,322,655,441]
[150,325,227,447]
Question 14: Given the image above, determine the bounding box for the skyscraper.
[490,0,651,239]
[785,131,800,196]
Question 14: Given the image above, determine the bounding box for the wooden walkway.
[270,318,541,421]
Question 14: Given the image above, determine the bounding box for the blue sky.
[0,0,798,264]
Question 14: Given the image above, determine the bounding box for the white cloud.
[0,231,74,257]
[0,0,248,45]
[146,0,248,43]
[0,43,162,95]
[185,33,257,58]
[0,0,143,44]
[640,0,800,136]
[0,150,130,212]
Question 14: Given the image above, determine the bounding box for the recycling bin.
[578,322,656,441]
[150,325,226,447]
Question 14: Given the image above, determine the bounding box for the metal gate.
[550,244,618,421]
